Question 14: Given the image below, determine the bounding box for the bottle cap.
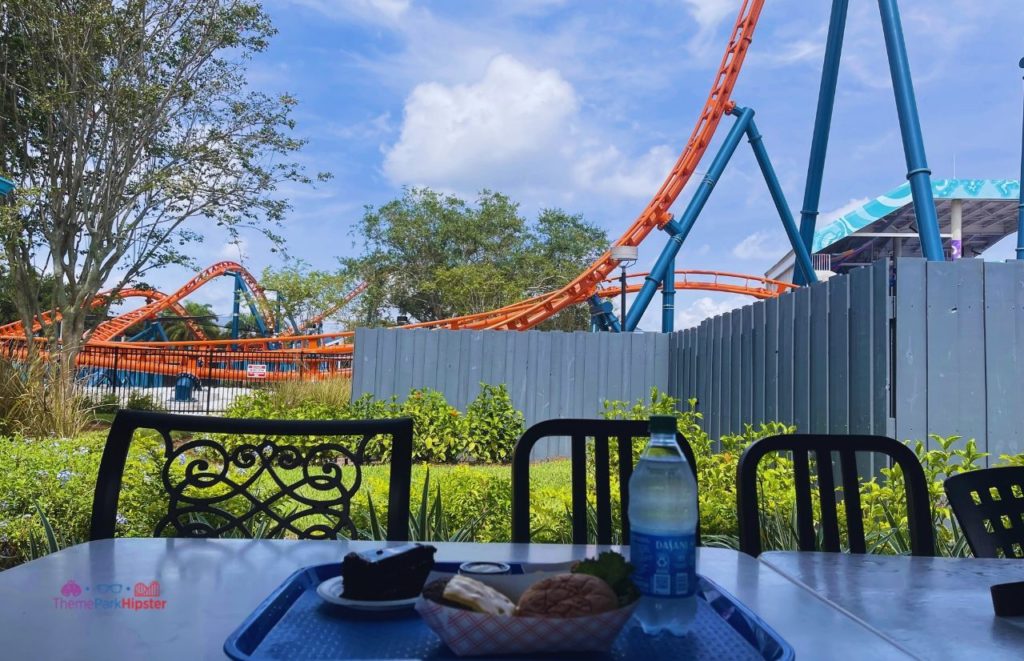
[649,415,677,435]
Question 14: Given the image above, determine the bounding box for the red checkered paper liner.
[415,598,638,657]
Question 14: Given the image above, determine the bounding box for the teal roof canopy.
[813,178,1020,254]
[0,177,12,196]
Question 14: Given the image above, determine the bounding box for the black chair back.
[737,434,934,557]
[91,410,414,541]
[944,466,1024,558]
[511,418,698,544]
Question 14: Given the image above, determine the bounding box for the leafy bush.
[402,388,465,462]
[463,384,524,463]
[0,431,170,569]
[5,384,1024,569]
[89,393,120,416]
[126,391,166,412]
[226,383,524,464]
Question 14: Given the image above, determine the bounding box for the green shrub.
[225,384,522,465]
[6,383,1023,570]
[463,384,524,463]
[401,388,466,462]
[0,431,169,569]
[126,391,166,412]
[88,392,120,416]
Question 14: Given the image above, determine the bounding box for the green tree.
[260,261,354,332]
[0,0,327,356]
[161,301,223,341]
[345,188,607,331]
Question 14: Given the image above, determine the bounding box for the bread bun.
[516,573,619,618]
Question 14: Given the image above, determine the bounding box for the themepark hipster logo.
[53,579,167,611]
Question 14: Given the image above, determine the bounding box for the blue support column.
[795,0,849,285]
[624,107,755,331]
[588,295,620,332]
[877,0,943,261]
[230,275,242,340]
[1017,58,1024,260]
[746,119,819,285]
[661,255,675,333]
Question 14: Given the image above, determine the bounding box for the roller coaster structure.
[0,0,953,383]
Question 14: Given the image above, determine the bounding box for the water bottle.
[628,414,698,636]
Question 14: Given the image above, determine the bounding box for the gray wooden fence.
[668,259,892,442]
[352,258,1024,462]
[670,257,1024,462]
[892,259,1024,460]
[352,328,670,458]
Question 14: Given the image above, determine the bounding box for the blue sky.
[150,0,1024,330]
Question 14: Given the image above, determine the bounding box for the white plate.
[315,576,419,611]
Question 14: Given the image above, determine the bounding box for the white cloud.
[219,237,249,263]
[287,0,409,24]
[384,55,578,188]
[732,230,789,260]
[676,295,746,330]
[819,197,871,226]
[383,54,675,201]
[765,39,823,66]
[681,0,735,55]
[574,144,676,198]
[682,0,734,32]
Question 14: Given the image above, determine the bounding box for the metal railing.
[0,341,352,415]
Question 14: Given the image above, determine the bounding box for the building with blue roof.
[767,179,1021,281]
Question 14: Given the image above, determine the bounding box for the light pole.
[1017,57,1024,260]
[609,246,638,331]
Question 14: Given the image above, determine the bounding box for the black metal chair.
[511,418,698,544]
[944,466,1024,558]
[737,434,935,557]
[90,410,414,541]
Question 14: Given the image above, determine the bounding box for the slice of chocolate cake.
[340,543,437,601]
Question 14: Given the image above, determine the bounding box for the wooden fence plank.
[848,264,873,435]
[777,292,795,426]
[765,297,779,423]
[828,275,850,434]
[895,258,928,443]
[810,281,830,433]
[753,301,766,425]
[924,262,958,449]
[792,286,811,432]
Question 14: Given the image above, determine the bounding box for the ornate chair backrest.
[90,410,413,541]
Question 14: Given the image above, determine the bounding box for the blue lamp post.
[1017,58,1024,260]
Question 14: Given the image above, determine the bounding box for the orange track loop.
[0,289,209,341]
[88,261,274,342]
[596,270,795,300]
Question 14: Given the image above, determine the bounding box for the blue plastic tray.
[224,562,794,660]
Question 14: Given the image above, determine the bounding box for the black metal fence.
[0,341,352,415]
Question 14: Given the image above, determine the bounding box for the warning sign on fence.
[246,364,268,379]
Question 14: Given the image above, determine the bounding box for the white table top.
[761,551,1024,661]
[0,539,910,660]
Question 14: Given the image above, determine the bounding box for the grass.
[269,377,352,411]
[0,355,92,439]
